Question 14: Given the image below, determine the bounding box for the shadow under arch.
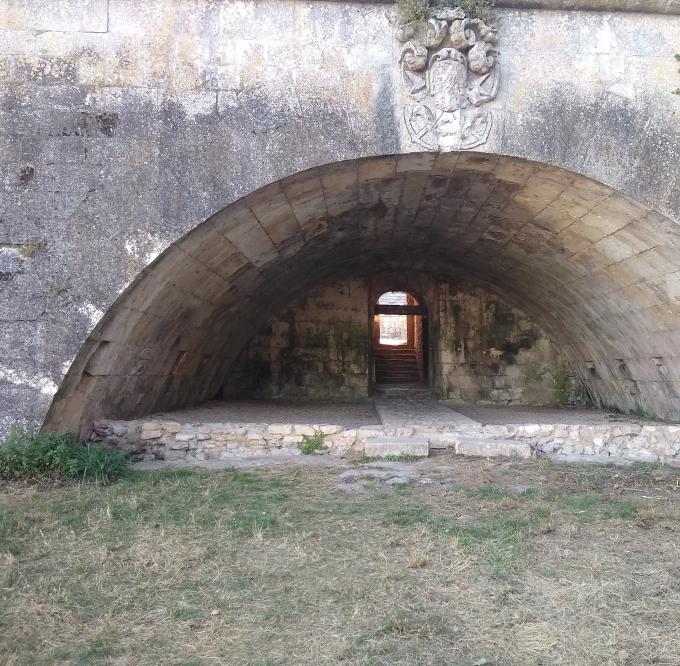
[43,151,680,435]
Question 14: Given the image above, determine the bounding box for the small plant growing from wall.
[298,432,328,455]
[396,0,430,23]
[551,362,571,406]
[397,0,496,25]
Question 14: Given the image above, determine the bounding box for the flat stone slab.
[364,436,429,458]
[457,438,533,459]
[375,397,480,430]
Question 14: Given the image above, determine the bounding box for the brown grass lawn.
[1,455,680,665]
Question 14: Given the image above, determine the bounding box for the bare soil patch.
[1,457,679,665]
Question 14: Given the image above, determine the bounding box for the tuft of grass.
[450,0,496,23]
[232,512,278,535]
[17,239,44,258]
[0,426,128,484]
[463,486,511,501]
[362,452,422,463]
[383,506,431,526]
[297,432,327,455]
[396,0,429,23]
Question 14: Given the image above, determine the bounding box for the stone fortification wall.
[222,279,370,400]
[435,284,573,404]
[2,1,680,434]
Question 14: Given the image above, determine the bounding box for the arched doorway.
[373,291,427,386]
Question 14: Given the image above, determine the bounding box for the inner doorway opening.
[373,291,427,385]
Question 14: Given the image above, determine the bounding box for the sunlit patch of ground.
[1,456,679,665]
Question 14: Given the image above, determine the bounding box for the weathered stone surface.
[317,425,343,435]
[2,1,680,438]
[457,438,533,459]
[294,425,317,436]
[267,424,293,435]
[364,437,430,457]
[396,5,498,151]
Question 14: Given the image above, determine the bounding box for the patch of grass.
[518,487,543,500]
[463,486,511,501]
[363,453,422,463]
[2,459,679,664]
[557,492,600,513]
[232,512,278,535]
[17,239,44,258]
[383,506,431,526]
[397,0,496,23]
[604,499,639,521]
[396,0,429,23]
[0,426,128,484]
[450,0,496,23]
[170,606,208,620]
[297,432,327,455]
[73,633,117,665]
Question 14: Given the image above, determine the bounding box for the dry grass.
[1,459,680,665]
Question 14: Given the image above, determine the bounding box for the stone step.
[376,359,418,364]
[376,374,421,382]
[375,360,419,367]
[364,436,429,458]
[456,437,533,459]
[375,352,418,358]
[374,386,431,398]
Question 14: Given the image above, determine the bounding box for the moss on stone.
[551,362,571,405]
[17,240,43,259]
[397,0,496,24]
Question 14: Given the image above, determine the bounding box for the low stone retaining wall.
[484,423,680,464]
[91,418,680,465]
[92,419,384,460]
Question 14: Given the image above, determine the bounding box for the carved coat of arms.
[396,6,499,151]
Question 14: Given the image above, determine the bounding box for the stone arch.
[43,151,680,434]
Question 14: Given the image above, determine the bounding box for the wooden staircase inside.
[374,346,421,384]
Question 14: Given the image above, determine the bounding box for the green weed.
[0,427,128,484]
[298,432,327,455]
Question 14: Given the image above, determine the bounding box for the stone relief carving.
[396,6,499,151]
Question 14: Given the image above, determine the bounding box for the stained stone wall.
[2,0,680,436]
[222,279,370,400]
[434,284,572,404]
[222,276,570,405]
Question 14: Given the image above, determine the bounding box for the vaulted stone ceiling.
[45,152,680,433]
